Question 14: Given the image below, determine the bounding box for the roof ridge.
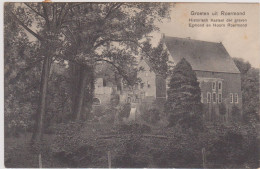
[164,35,222,44]
[163,36,240,74]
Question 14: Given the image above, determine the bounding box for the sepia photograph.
[3,1,260,168]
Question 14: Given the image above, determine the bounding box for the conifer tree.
[166,58,203,130]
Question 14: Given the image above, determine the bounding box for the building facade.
[93,36,242,120]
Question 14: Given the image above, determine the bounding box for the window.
[212,82,216,90]
[218,93,222,103]
[230,93,233,103]
[207,92,211,103]
[147,81,151,88]
[201,93,203,103]
[218,81,222,90]
[234,93,238,103]
[212,92,217,103]
[93,98,101,105]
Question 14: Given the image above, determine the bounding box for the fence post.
[39,153,42,168]
[202,147,206,168]
[108,151,111,168]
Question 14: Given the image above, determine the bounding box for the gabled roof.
[163,36,240,74]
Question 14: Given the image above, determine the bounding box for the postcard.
[4,2,259,168]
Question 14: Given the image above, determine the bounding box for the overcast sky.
[155,3,259,68]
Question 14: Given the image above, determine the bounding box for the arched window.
[93,98,101,105]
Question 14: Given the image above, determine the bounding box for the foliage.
[166,58,203,130]
[118,103,131,120]
[5,120,259,168]
[141,106,161,124]
[46,63,72,125]
[204,122,258,168]
[233,57,259,123]
[230,104,241,121]
[110,94,120,107]
[4,3,41,136]
[116,122,151,134]
[142,39,171,78]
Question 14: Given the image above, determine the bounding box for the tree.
[58,3,172,120]
[4,3,42,137]
[166,58,203,130]
[233,58,259,123]
[6,2,172,143]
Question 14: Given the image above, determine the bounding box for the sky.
[154,3,260,68]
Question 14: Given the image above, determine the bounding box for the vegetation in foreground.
[5,120,259,168]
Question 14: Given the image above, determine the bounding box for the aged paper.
[3,2,260,168]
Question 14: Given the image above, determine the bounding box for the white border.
[0,0,259,169]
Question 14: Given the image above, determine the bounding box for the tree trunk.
[69,62,81,115]
[75,66,87,121]
[31,55,51,143]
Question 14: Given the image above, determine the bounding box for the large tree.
[166,58,203,130]
[5,2,171,142]
[4,3,42,137]
[233,58,259,123]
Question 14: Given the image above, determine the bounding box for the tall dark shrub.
[166,58,203,130]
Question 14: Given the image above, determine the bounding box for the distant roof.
[163,36,240,74]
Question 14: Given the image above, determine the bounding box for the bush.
[118,103,131,120]
[231,105,241,121]
[116,122,151,134]
[141,107,161,124]
[92,105,106,118]
[110,94,120,106]
[140,102,161,124]
[205,123,258,168]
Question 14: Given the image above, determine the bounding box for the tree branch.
[60,3,84,25]
[24,3,45,19]
[94,38,152,59]
[9,11,44,41]
[104,3,123,20]
[42,3,50,29]
[95,59,132,85]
